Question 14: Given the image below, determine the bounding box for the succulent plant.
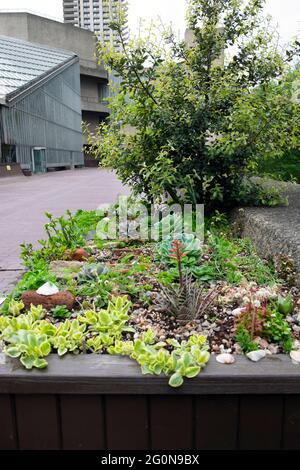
[157,275,220,322]
[78,263,108,282]
[156,234,202,266]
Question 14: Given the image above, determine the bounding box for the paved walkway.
[0,168,128,293]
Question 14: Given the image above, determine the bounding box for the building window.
[1,144,16,164]
[98,83,109,102]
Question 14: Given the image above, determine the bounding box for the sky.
[0,0,299,44]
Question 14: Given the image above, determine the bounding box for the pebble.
[216,353,235,364]
[246,350,267,362]
[233,343,243,354]
[268,344,279,354]
[290,350,300,364]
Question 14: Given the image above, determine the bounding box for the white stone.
[290,350,300,364]
[0,297,6,306]
[246,350,267,362]
[216,353,235,364]
[232,307,246,317]
[36,282,59,296]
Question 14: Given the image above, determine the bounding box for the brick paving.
[0,168,128,294]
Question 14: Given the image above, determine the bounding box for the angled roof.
[0,35,77,102]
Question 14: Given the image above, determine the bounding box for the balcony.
[81,96,109,114]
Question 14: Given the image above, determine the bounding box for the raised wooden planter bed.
[0,354,300,450]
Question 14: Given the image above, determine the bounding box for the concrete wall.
[81,75,100,99]
[0,12,106,75]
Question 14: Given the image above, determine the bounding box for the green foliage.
[43,210,85,250]
[8,300,24,317]
[108,332,210,387]
[78,263,108,282]
[236,301,293,353]
[258,151,300,184]
[158,275,219,322]
[277,294,294,316]
[51,320,86,356]
[235,326,258,353]
[157,234,202,266]
[20,210,104,268]
[51,305,72,319]
[79,296,135,352]
[110,333,210,388]
[192,234,276,284]
[0,260,57,314]
[263,311,293,353]
[4,330,51,370]
[87,0,300,211]
[73,209,104,234]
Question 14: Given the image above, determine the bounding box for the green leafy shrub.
[88,0,300,211]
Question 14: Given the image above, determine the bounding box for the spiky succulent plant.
[157,275,219,322]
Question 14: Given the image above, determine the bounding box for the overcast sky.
[0,0,299,43]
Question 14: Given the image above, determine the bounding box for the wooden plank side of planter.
[105,396,148,450]
[60,395,105,450]
[0,395,18,450]
[239,396,283,450]
[195,396,239,450]
[283,395,300,450]
[150,396,193,450]
[15,395,61,450]
[1,355,300,395]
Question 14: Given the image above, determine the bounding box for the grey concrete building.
[0,12,110,165]
[0,35,83,172]
[63,0,128,52]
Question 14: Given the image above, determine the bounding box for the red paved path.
[0,168,128,293]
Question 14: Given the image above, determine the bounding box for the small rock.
[268,344,279,355]
[290,350,300,364]
[233,343,243,354]
[36,282,59,296]
[246,350,267,362]
[65,248,89,262]
[293,325,300,333]
[293,340,300,350]
[49,260,83,280]
[232,307,246,317]
[202,320,210,328]
[216,353,235,364]
[254,337,269,349]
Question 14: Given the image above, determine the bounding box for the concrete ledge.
[231,184,300,285]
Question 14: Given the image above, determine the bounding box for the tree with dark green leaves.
[87,0,300,211]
